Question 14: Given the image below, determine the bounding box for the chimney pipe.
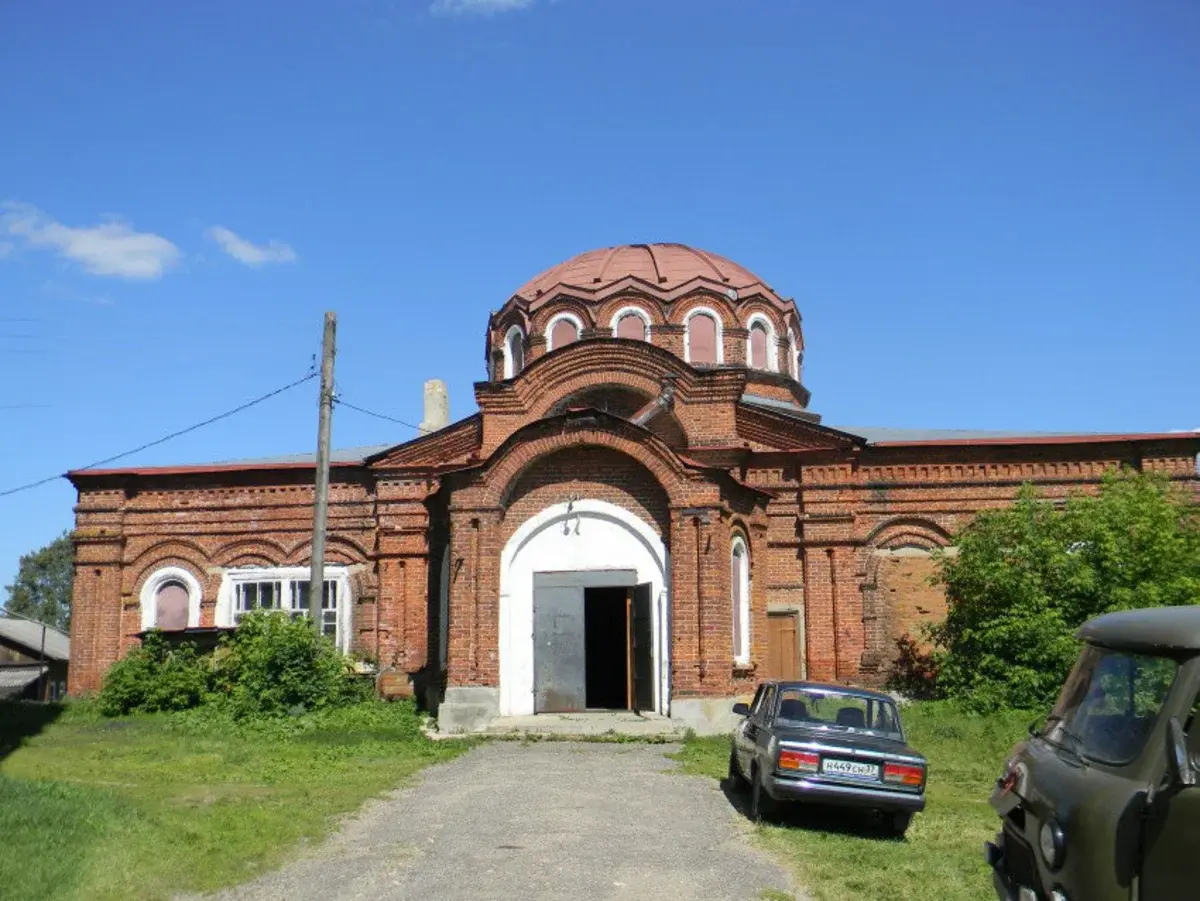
[420,379,450,434]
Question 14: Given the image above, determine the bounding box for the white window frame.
[609,305,652,341]
[502,325,525,379]
[215,565,353,652]
[731,536,751,666]
[139,566,203,631]
[544,312,584,351]
[683,306,725,365]
[787,327,799,379]
[746,313,778,372]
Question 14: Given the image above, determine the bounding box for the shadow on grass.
[0,699,64,761]
[719,775,910,842]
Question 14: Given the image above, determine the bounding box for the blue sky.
[2,0,1198,594]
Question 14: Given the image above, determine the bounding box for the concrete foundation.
[669,696,745,735]
[437,686,500,734]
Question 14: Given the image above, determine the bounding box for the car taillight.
[778,750,820,773]
[883,762,925,786]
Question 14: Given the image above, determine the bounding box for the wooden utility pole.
[309,312,336,637]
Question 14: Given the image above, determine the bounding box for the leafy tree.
[4,532,74,632]
[931,470,1200,712]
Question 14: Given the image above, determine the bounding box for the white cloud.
[205,226,298,266]
[430,0,534,15]
[0,201,180,280]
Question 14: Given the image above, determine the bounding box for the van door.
[1140,699,1200,899]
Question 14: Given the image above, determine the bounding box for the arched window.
[684,308,722,365]
[155,581,189,631]
[787,328,799,379]
[502,325,525,379]
[611,306,650,341]
[746,314,777,371]
[546,313,582,351]
[140,566,203,632]
[731,535,751,665]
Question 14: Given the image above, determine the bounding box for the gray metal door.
[533,581,586,713]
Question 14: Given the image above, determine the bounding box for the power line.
[335,397,421,432]
[0,372,317,499]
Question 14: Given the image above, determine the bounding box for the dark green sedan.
[728,680,927,836]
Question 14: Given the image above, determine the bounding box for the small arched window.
[787,328,799,379]
[747,314,777,371]
[547,313,582,351]
[611,306,650,342]
[140,566,202,632]
[731,535,751,665]
[685,309,721,365]
[503,326,525,379]
[155,580,189,631]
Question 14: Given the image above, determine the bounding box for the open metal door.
[630,583,654,713]
[533,579,586,713]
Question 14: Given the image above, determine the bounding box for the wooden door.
[766,612,800,681]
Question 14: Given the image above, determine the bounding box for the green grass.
[671,701,1031,901]
[0,699,469,901]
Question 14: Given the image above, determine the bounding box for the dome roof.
[512,243,785,306]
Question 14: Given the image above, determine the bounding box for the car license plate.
[821,758,879,780]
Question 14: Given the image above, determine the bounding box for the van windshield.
[1043,645,1177,765]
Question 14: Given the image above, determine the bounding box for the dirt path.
[201,741,797,901]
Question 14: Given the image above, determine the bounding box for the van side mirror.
[732,702,750,717]
[1166,717,1196,787]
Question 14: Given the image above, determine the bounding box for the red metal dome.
[512,243,784,305]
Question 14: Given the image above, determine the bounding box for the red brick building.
[67,244,1200,732]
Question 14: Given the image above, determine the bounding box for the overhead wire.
[334,397,422,432]
[0,371,318,498]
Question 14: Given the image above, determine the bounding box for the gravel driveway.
[202,741,796,901]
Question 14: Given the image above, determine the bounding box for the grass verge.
[671,701,1030,901]
[0,699,469,901]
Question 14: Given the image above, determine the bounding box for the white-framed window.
[746,313,778,371]
[610,305,651,341]
[217,566,352,652]
[684,306,724,365]
[545,312,583,351]
[731,535,751,666]
[139,566,203,632]
[502,325,525,379]
[787,327,799,379]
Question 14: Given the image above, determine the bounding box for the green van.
[985,605,1200,901]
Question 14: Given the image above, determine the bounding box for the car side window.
[756,685,776,724]
[748,685,766,718]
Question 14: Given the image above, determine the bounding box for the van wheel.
[750,765,779,824]
[727,748,747,790]
[886,811,913,838]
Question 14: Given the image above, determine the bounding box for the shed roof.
[0,618,70,660]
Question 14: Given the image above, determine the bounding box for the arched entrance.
[499,499,670,717]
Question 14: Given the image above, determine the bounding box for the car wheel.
[750,765,779,824]
[727,747,747,790]
[885,811,913,838]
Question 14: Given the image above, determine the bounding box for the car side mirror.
[732,702,750,717]
[1166,717,1196,787]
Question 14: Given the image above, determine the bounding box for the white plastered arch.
[502,325,525,379]
[609,305,652,340]
[544,312,584,351]
[139,565,203,631]
[746,312,778,372]
[683,305,725,364]
[498,499,670,717]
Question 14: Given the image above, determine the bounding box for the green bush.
[932,470,1200,712]
[98,631,211,716]
[209,612,372,718]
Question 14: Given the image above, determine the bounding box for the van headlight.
[1039,819,1066,870]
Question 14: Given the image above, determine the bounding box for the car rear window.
[775,688,903,739]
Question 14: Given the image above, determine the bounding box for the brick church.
[68,243,1200,732]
